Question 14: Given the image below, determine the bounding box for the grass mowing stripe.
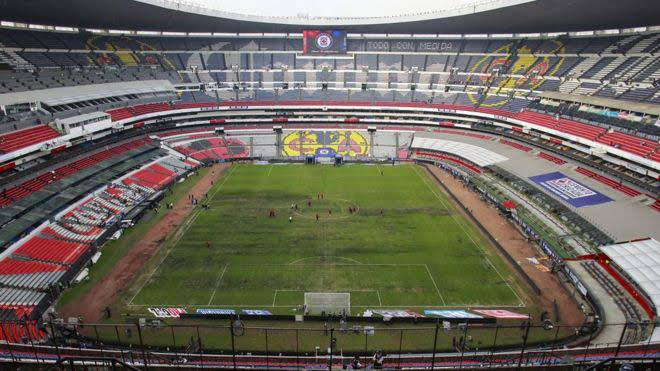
[412,165,525,307]
[128,164,524,310]
[128,165,237,305]
[207,263,229,305]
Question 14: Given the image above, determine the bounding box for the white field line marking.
[287,256,363,265]
[412,165,525,307]
[127,303,526,308]
[424,264,446,305]
[207,264,229,305]
[272,290,278,307]
[128,165,238,305]
[377,290,383,306]
[236,263,427,266]
[267,164,273,177]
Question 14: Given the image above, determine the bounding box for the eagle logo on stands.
[282,130,369,157]
[86,35,178,71]
[96,54,114,66]
[315,33,334,49]
[466,41,565,107]
[185,138,249,161]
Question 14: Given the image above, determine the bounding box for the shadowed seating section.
[174,137,251,162]
[0,320,46,342]
[0,138,152,207]
[416,151,482,174]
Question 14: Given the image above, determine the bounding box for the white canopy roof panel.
[599,238,660,311]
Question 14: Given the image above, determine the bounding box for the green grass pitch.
[128,164,524,312]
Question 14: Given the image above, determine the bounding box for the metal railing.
[0,320,656,369]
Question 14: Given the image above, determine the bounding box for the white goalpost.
[304,292,350,316]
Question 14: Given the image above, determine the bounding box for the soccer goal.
[304,292,350,316]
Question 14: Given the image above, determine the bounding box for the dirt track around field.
[59,163,230,322]
[425,165,583,327]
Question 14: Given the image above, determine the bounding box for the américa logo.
[282,131,369,157]
[466,40,565,107]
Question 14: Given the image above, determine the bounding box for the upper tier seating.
[0,125,60,154]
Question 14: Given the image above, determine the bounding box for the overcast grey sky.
[194,0,479,17]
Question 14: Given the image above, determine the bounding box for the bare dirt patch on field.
[59,163,230,322]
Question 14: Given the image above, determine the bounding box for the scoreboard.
[303,30,347,55]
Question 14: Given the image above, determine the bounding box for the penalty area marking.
[267,165,274,177]
[412,165,525,307]
[287,256,363,265]
[424,264,446,305]
[207,264,229,305]
[127,165,238,306]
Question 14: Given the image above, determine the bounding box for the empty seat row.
[13,236,91,265]
[0,125,60,154]
[498,139,532,152]
[537,152,567,165]
[575,167,641,198]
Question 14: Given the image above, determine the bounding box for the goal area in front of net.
[304,292,350,316]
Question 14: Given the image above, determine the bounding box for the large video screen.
[303,30,347,55]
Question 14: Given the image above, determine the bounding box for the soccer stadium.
[0,0,658,368]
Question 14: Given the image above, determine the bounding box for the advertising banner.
[474,309,529,319]
[529,172,612,207]
[196,308,236,315]
[367,309,424,318]
[147,307,187,318]
[242,309,272,315]
[423,310,483,318]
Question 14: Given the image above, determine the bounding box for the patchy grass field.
[126,164,524,312]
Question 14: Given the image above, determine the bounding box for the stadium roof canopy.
[1,0,659,34]
[599,238,660,311]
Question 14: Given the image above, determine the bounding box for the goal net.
[304,292,350,316]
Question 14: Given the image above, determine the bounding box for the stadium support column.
[274,126,283,158]
[368,126,376,158]
[395,132,400,158]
